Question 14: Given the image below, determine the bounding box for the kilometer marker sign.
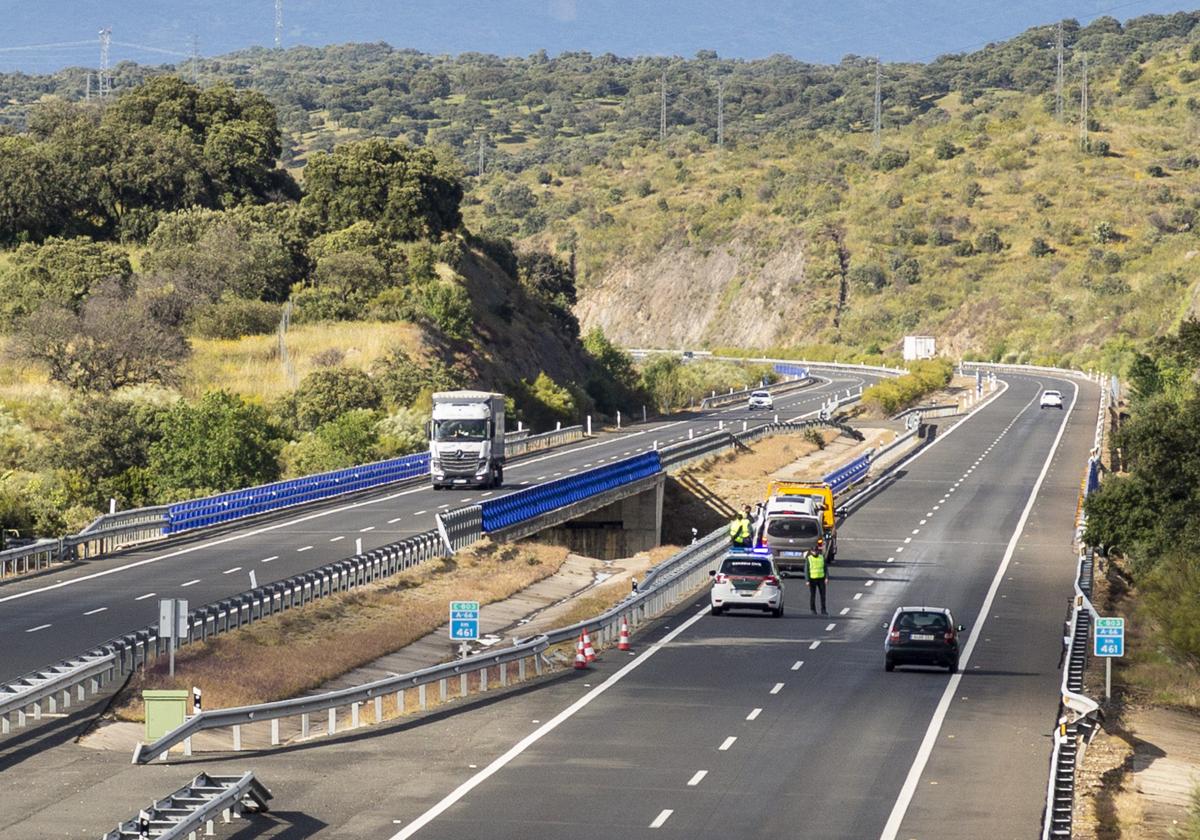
[450,600,480,641]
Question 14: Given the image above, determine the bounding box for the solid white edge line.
[386,604,711,840]
[877,375,1080,840]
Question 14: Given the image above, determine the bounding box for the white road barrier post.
[355,538,363,555]
[617,410,622,429]
[689,429,694,440]
[586,415,592,436]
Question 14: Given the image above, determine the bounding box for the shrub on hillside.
[148,391,281,500]
[188,296,280,339]
[872,148,909,172]
[289,367,382,432]
[975,229,1006,253]
[418,281,473,340]
[861,359,953,415]
[281,409,381,476]
[0,236,132,321]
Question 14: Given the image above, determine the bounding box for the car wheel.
[947,659,958,673]
[772,605,784,618]
[711,606,724,616]
[885,657,895,672]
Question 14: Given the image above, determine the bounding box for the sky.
[1,0,1197,74]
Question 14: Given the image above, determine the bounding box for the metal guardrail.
[480,451,662,533]
[436,505,483,553]
[134,525,733,763]
[1041,387,1107,840]
[506,425,585,457]
[0,539,60,579]
[698,375,813,409]
[0,651,116,735]
[0,530,448,738]
[101,771,272,839]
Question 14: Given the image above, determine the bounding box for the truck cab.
[430,391,506,489]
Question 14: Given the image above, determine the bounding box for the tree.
[371,347,463,408]
[0,237,132,321]
[149,391,282,498]
[281,409,381,476]
[0,135,71,244]
[11,279,190,392]
[291,367,382,431]
[49,396,165,507]
[300,138,464,240]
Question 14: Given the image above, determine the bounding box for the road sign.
[158,598,188,639]
[450,600,480,641]
[1094,616,1124,657]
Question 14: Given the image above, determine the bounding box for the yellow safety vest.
[807,553,826,580]
[729,518,750,542]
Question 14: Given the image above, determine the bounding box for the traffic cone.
[582,627,597,663]
[574,634,588,670]
[618,616,632,651]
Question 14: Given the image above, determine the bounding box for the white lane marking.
[553,472,563,477]
[437,504,450,510]
[688,770,708,786]
[791,660,804,670]
[809,640,821,650]
[719,736,737,751]
[480,492,493,497]
[414,510,427,516]
[904,537,912,543]
[746,708,762,721]
[878,375,1080,840]
[387,518,402,524]
[839,607,850,616]
[887,556,895,563]
[181,579,200,587]
[135,592,156,601]
[262,556,277,563]
[535,476,547,481]
[853,593,863,600]
[359,526,375,533]
[650,810,674,829]
[866,580,875,587]
[297,546,313,552]
[460,498,472,503]
[912,528,920,534]
[771,683,784,695]
[83,607,107,615]
[583,463,593,468]
[386,604,711,840]
[824,623,836,631]
[896,547,905,553]
[222,566,242,574]
[0,468,481,605]
[25,624,51,633]
[330,536,344,542]
[876,567,886,575]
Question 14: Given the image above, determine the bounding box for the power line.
[1055,21,1065,121]
[98,27,111,99]
[1079,51,1089,150]
[872,57,882,152]
[660,71,667,144]
[111,40,187,57]
[0,40,94,53]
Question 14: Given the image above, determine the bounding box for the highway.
[366,370,1096,840]
[0,371,876,684]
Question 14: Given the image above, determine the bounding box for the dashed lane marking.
[747,708,762,721]
[25,624,51,633]
[771,683,784,694]
[83,607,107,615]
[297,545,313,552]
[181,579,200,587]
[223,567,242,574]
[650,810,674,829]
[688,771,708,786]
[135,592,156,601]
[719,736,737,751]
[792,660,804,670]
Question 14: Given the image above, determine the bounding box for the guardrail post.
[480,667,488,692]
[351,702,360,729]
[301,713,309,739]
[374,695,383,722]
[519,658,527,681]
[328,707,337,734]
[271,718,280,745]
[500,662,508,687]
[439,678,448,702]
[586,415,592,436]
[232,724,241,752]
[395,689,404,714]
[418,684,427,710]
[617,410,621,429]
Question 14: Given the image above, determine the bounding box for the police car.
[709,550,784,616]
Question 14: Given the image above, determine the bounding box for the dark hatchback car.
[883,607,965,672]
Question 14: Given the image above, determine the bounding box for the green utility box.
[143,690,189,741]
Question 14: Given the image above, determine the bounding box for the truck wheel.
[494,465,503,487]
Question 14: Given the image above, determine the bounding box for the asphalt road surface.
[0,370,875,683]
[372,371,1096,840]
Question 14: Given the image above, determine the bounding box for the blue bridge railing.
[774,363,810,379]
[480,451,662,533]
[165,452,431,534]
[823,453,870,495]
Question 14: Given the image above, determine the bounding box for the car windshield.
[751,391,770,398]
[896,612,950,631]
[1043,391,1061,398]
[719,557,773,576]
[434,419,488,441]
[766,518,820,539]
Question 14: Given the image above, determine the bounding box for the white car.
[747,390,774,410]
[1039,390,1064,410]
[709,552,784,616]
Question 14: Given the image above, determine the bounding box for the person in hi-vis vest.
[806,541,828,615]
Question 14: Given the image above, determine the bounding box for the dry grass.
[185,320,426,402]
[113,540,569,721]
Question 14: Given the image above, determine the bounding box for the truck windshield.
[434,419,488,441]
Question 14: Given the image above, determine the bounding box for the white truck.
[430,391,506,489]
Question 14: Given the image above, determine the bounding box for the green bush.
[291,367,382,431]
[148,391,282,500]
[281,409,381,476]
[872,148,909,172]
[419,281,473,340]
[862,359,953,415]
[189,296,281,339]
[512,372,578,431]
[291,284,361,323]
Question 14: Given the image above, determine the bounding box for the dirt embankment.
[1073,556,1200,839]
[575,236,821,349]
